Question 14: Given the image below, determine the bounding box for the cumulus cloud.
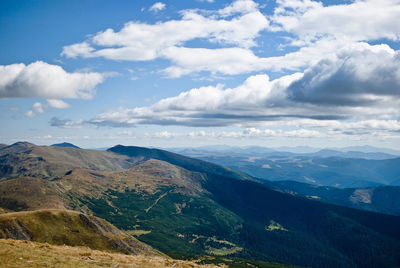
[26,102,44,118]
[60,42,94,59]
[25,99,70,118]
[81,43,400,129]
[160,39,344,77]
[47,99,70,109]
[218,0,259,16]
[62,0,269,65]
[49,117,87,128]
[0,61,105,99]
[161,46,271,77]
[59,0,400,77]
[287,43,400,107]
[270,0,400,44]
[149,2,166,12]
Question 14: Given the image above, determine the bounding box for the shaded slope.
[269,180,400,215]
[109,145,400,267]
[203,174,400,267]
[0,209,158,256]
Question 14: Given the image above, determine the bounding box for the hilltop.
[0,209,158,256]
[51,142,80,149]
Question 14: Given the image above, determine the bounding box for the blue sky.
[1,0,400,149]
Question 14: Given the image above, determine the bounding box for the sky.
[1,0,400,149]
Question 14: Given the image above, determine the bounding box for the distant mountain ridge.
[171,145,399,160]
[268,180,400,216]
[184,151,400,188]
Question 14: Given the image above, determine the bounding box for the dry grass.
[1,142,208,214]
[0,208,11,214]
[0,239,223,268]
[0,177,68,211]
[0,157,206,212]
[0,209,159,256]
[0,144,137,181]
[59,159,207,198]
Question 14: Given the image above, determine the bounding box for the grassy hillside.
[0,209,158,256]
[1,143,400,267]
[0,239,221,268]
[0,142,140,180]
[0,176,67,211]
[108,145,400,267]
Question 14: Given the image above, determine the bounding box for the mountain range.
[175,148,400,188]
[1,142,400,267]
[170,145,400,159]
[266,180,400,216]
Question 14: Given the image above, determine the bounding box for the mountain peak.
[51,142,80,149]
[10,141,35,147]
[0,141,36,154]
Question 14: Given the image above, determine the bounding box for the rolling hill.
[1,142,400,267]
[0,209,159,256]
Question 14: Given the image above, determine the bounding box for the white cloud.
[49,117,88,128]
[84,42,400,129]
[140,128,324,140]
[25,99,70,118]
[47,99,70,109]
[188,130,207,137]
[60,42,94,59]
[32,102,44,114]
[60,0,400,78]
[162,46,269,77]
[25,110,36,118]
[26,102,44,118]
[160,39,342,77]
[62,0,269,63]
[0,61,105,99]
[152,131,179,138]
[218,0,259,16]
[149,2,166,12]
[269,0,400,47]
[287,43,400,107]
